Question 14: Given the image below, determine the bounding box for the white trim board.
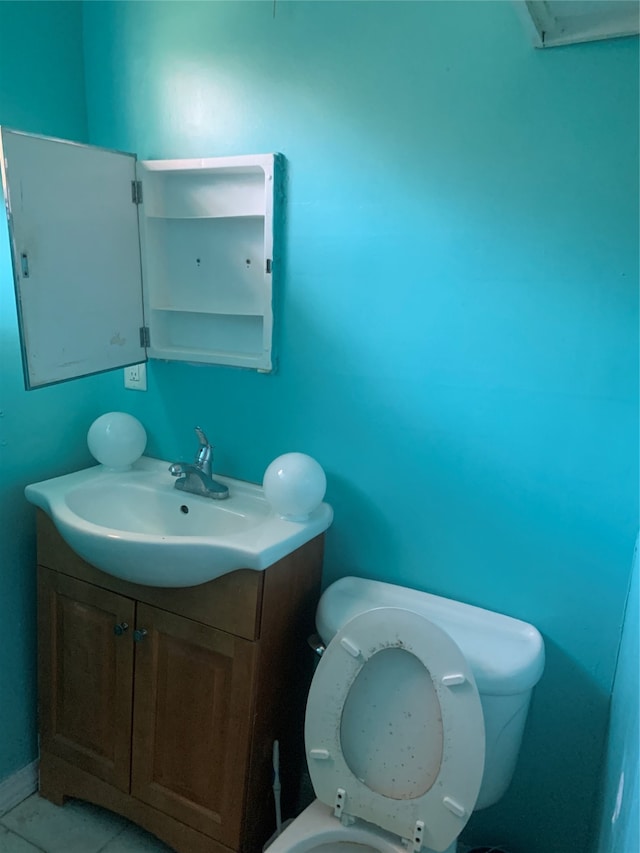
[0,760,38,816]
[516,0,639,48]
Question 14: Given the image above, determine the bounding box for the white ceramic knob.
[263,453,327,521]
[87,412,147,471]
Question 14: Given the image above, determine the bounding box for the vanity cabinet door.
[38,568,135,791]
[130,604,257,848]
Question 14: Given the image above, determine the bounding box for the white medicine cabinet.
[0,128,282,388]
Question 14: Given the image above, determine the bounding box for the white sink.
[25,457,333,588]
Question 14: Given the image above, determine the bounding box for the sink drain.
[180,505,189,514]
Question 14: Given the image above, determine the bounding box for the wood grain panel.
[39,752,234,853]
[38,568,134,791]
[131,604,257,847]
[241,535,324,852]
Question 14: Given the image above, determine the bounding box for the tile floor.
[0,796,489,853]
[0,794,174,853]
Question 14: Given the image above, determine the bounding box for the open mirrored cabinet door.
[0,128,146,389]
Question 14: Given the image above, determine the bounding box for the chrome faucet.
[193,426,212,476]
[169,427,229,500]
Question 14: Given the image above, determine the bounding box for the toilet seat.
[305,607,485,853]
[265,800,411,853]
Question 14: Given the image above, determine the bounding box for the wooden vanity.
[35,511,324,853]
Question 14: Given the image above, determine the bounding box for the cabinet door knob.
[114,622,129,636]
[133,628,148,642]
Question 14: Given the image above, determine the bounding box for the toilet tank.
[315,576,545,809]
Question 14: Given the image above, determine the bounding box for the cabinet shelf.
[140,157,272,220]
[145,213,264,221]
[150,305,264,317]
[148,311,266,366]
[139,174,277,370]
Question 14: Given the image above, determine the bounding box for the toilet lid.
[305,607,485,853]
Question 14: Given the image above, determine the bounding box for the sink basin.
[25,457,333,587]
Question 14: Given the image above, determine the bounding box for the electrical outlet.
[124,363,147,391]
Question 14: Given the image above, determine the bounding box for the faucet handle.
[194,426,210,447]
[194,426,213,474]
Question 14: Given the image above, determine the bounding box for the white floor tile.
[100,823,176,852]
[0,794,127,853]
[0,825,44,853]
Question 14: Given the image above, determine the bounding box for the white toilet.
[267,576,545,853]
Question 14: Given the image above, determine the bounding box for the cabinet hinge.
[266,258,272,274]
[131,180,143,204]
[139,326,150,348]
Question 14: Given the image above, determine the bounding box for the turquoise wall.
[0,3,634,853]
[80,4,639,851]
[81,4,639,851]
[596,540,639,853]
[0,1,123,782]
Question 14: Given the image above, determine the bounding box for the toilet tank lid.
[316,577,545,695]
